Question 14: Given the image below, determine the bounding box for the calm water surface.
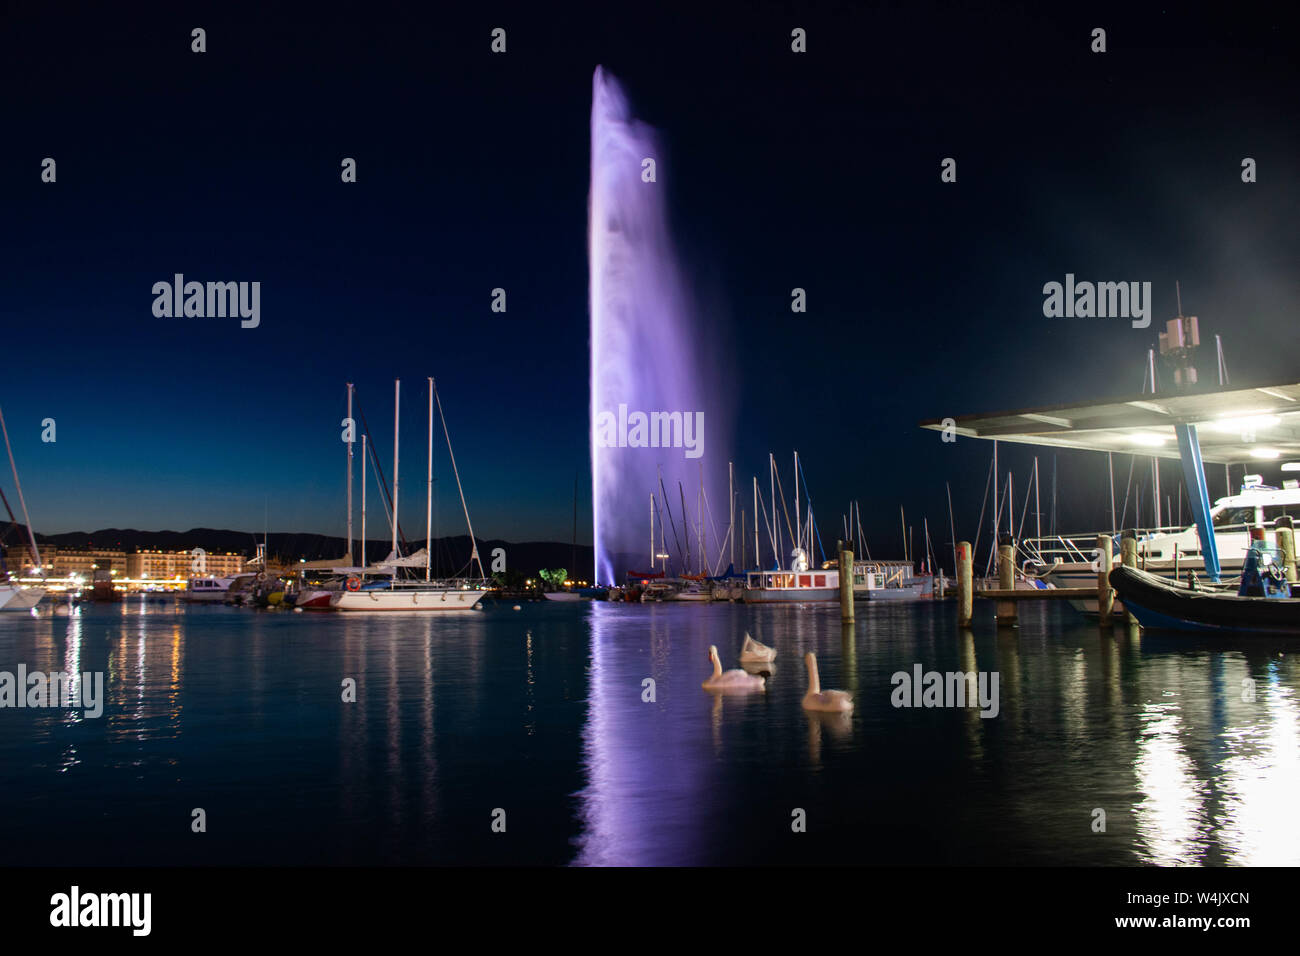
[1,598,1297,865]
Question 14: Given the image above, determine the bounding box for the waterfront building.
[127,549,248,581]
[4,545,127,579]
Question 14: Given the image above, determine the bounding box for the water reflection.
[1133,699,1209,865]
[574,602,1300,866]
[1,601,1299,865]
[1217,665,1300,865]
[574,602,719,866]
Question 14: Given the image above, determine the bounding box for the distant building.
[127,549,247,581]
[3,545,246,582]
[4,545,127,579]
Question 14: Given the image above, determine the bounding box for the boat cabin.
[746,569,838,590]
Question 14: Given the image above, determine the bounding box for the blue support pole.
[1174,423,1220,583]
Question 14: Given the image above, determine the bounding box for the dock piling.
[1120,530,1137,569]
[1097,534,1113,625]
[957,541,973,627]
[1120,529,1137,620]
[1276,516,1297,584]
[838,540,855,623]
[996,534,1017,627]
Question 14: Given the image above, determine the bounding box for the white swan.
[738,632,776,663]
[802,652,853,712]
[702,645,766,692]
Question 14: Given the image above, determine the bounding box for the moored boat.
[1109,565,1300,635]
[184,576,236,603]
[332,377,491,611]
[742,566,839,603]
[851,559,935,601]
[0,403,47,611]
[1027,475,1293,614]
[330,580,487,611]
[1108,532,1299,635]
[0,585,44,611]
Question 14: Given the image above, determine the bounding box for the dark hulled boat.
[1109,564,1300,635]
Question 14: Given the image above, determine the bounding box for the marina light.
[1127,433,1168,446]
[1210,414,1280,433]
[1249,448,1280,459]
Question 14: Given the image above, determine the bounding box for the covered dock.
[920,380,1300,586]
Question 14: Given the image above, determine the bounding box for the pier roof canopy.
[919,381,1300,464]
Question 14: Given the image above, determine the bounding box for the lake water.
[1,598,1297,866]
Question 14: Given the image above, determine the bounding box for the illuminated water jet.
[588,66,729,584]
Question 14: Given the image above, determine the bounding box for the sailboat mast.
[658,490,668,573]
[679,482,689,573]
[753,476,760,570]
[1108,451,1116,534]
[923,517,931,574]
[769,453,778,567]
[1153,459,1163,528]
[361,434,367,569]
[426,377,433,582]
[392,379,400,559]
[346,382,354,562]
[1009,471,1014,539]
[0,404,41,573]
[991,439,998,547]
[794,450,801,561]
[728,461,734,568]
[899,505,907,563]
[697,463,704,573]
[946,481,957,576]
[858,501,867,559]
[1147,349,1162,528]
[650,492,655,568]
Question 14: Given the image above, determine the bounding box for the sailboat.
[742,452,840,603]
[330,377,489,611]
[0,403,46,611]
[294,383,363,608]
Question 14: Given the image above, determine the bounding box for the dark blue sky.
[2,1,1297,560]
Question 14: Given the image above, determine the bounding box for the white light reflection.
[1216,667,1300,865]
[1132,698,1209,865]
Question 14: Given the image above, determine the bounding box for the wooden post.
[838,540,854,623]
[957,540,973,627]
[1276,516,1297,584]
[1097,534,1113,625]
[1120,529,1138,621]
[996,534,1017,626]
[1121,529,1137,569]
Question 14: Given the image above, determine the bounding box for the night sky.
[2,1,1297,566]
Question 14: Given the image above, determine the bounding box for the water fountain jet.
[589,66,731,584]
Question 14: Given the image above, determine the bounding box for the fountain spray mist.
[589,66,731,584]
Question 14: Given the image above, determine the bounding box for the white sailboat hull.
[329,587,484,611]
[0,586,45,610]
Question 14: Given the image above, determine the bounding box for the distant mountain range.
[4,527,593,579]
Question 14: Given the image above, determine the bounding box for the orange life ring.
[345,577,361,592]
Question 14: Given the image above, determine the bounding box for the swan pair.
[702,643,853,713]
